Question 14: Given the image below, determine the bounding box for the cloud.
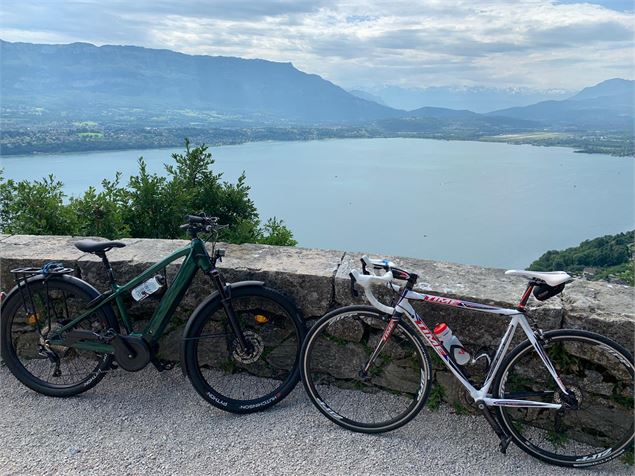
[0,0,632,90]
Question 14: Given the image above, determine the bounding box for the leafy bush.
[0,140,296,246]
[529,231,634,285]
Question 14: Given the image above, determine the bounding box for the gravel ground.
[0,365,631,476]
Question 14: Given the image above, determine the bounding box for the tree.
[0,140,297,247]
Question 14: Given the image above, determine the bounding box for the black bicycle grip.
[349,272,359,297]
[185,214,206,223]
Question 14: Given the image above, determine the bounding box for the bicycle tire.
[301,305,432,433]
[1,275,118,397]
[493,329,634,468]
[182,285,306,413]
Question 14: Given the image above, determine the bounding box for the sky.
[1,0,633,91]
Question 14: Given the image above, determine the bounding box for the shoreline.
[2,134,633,159]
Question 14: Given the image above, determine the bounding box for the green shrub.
[529,231,634,286]
[0,140,296,246]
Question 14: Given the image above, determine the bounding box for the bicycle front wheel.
[493,329,634,467]
[182,285,305,413]
[301,305,432,433]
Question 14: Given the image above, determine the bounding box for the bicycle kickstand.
[476,401,512,454]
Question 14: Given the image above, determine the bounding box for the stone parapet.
[2,234,633,406]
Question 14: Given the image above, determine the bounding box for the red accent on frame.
[517,284,534,310]
[380,319,397,343]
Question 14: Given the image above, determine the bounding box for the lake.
[2,138,633,269]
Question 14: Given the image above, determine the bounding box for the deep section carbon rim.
[495,331,634,467]
[302,306,430,433]
[188,286,304,412]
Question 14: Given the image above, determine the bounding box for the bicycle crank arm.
[476,401,512,454]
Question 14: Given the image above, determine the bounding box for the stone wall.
[1,234,633,407]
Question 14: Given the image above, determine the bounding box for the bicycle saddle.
[74,239,126,254]
[505,270,572,287]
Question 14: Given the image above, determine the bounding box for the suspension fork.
[207,268,252,352]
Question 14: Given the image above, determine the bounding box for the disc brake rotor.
[232,330,264,364]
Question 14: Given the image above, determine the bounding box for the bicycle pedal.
[151,359,175,372]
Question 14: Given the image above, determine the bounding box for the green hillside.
[529,231,634,285]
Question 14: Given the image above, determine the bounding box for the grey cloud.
[1,0,633,90]
[528,20,634,46]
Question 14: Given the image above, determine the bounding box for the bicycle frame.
[389,287,569,410]
[47,238,215,353]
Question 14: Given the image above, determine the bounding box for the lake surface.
[2,138,633,269]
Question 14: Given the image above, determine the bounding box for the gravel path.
[0,365,631,475]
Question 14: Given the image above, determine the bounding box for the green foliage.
[426,383,445,411]
[529,231,634,286]
[0,140,296,246]
[453,402,469,415]
[0,174,75,235]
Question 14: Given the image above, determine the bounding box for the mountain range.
[351,86,572,113]
[1,40,633,131]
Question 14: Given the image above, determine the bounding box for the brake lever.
[361,259,370,275]
[349,272,359,297]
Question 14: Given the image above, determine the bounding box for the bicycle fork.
[361,312,403,377]
[207,269,253,353]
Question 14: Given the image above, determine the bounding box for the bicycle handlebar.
[181,213,226,235]
[350,255,421,315]
[350,267,396,315]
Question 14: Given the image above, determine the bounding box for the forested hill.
[529,231,634,285]
[0,40,399,123]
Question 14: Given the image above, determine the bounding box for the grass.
[621,449,634,465]
[453,402,469,415]
[546,429,569,448]
[611,385,635,408]
[219,359,237,374]
[482,132,570,141]
[426,384,445,411]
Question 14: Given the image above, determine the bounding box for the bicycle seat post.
[95,251,117,287]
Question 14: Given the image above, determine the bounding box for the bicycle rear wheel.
[493,330,634,467]
[1,275,118,397]
[301,305,431,433]
[182,285,305,413]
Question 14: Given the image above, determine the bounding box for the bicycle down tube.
[48,238,214,352]
[367,283,569,410]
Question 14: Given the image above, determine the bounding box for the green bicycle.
[1,214,306,413]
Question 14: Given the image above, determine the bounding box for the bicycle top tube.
[350,256,520,317]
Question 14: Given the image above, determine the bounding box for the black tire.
[1,275,118,397]
[493,329,634,468]
[301,305,432,433]
[182,285,306,413]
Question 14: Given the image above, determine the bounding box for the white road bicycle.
[300,256,634,468]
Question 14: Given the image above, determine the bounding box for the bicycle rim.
[2,279,112,393]
[302,306,430,433]
[495,331,634,467]
[189,287,303,412]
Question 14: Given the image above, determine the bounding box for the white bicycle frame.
[350,267,571,409]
